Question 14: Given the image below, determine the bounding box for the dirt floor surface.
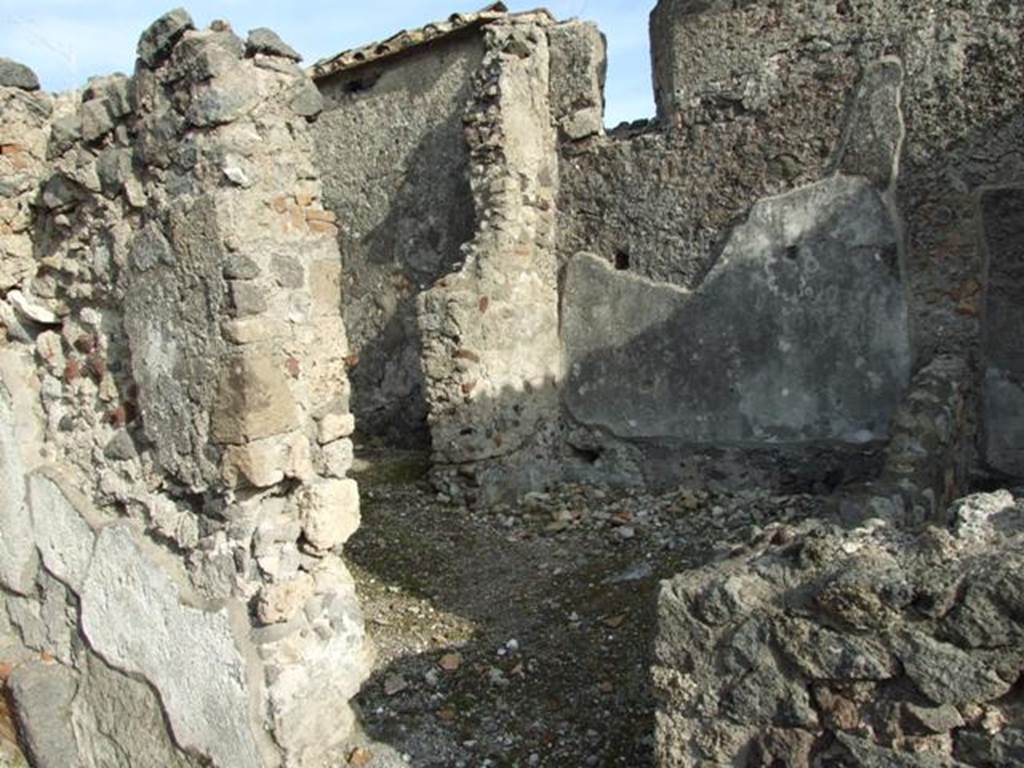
[340,449,826,768]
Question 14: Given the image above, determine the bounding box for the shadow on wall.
[341,121,477,450]
[335,345,977,765]
[561,175,911,451]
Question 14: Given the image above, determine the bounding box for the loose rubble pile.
[655,490,1024,767]
[337,458,833,767]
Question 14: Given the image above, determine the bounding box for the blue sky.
[0,1,656,125]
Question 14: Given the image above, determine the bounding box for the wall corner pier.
[1,9,369,767]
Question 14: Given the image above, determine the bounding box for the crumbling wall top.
[310,2,515,81]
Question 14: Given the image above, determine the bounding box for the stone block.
[317,411,355,444]
[297,479,360,552]
[137,8,195,67]
[211,348,300,445]
[79,99,115,143]
[255,571,315,625]
[548,21,606,141]
[0,57,40,91]
[221,316,288,345]
[320,438,354,479]
[222,431,313,488]
[309,259,341,316]
[8,662,81,768]
[246,28,302,62]
[228,280,267,316]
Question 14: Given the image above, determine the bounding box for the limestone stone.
[8,289,59,325]
[309,259,341,316]
[222,431,313,488]
[80,525,263,767]
[297,479,360,552]
[211,349,300,445]
[221,316,289,345]
[27,472,96,592]
[0,57,40,91]
[8,662,81,768]
[317,411,355,444]
[320,438,354,479]
[255,571,315,625]
[0,380,35,594]
[137,8,195,67]
[262,560,369,766]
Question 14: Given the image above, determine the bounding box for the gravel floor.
[339,449,829,767]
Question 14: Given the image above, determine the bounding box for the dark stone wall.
[312,35,484,447]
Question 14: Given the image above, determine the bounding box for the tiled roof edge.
[310,2,509,81]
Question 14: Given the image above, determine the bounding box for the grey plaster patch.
[983,369,1024,478]
[124,202,227,488]
[80,524,262,767]
[73,651,202,768]
[28,472,96,592]
[832,57,905,189]
[8,661,82,768]
[0,380,36,594]
[563,175,911,445]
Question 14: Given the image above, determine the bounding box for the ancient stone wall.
[312,34,485,448]
[0,10,368,767]
[551,0,1024,496]
[2,2,1023,764]
[654,490,1024,768]
[979,186,1024,479]
[646,0,1024,365]
[418,14,563,504]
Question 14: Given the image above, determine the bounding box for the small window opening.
[345,73,380,94]
[614,250,631,270]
